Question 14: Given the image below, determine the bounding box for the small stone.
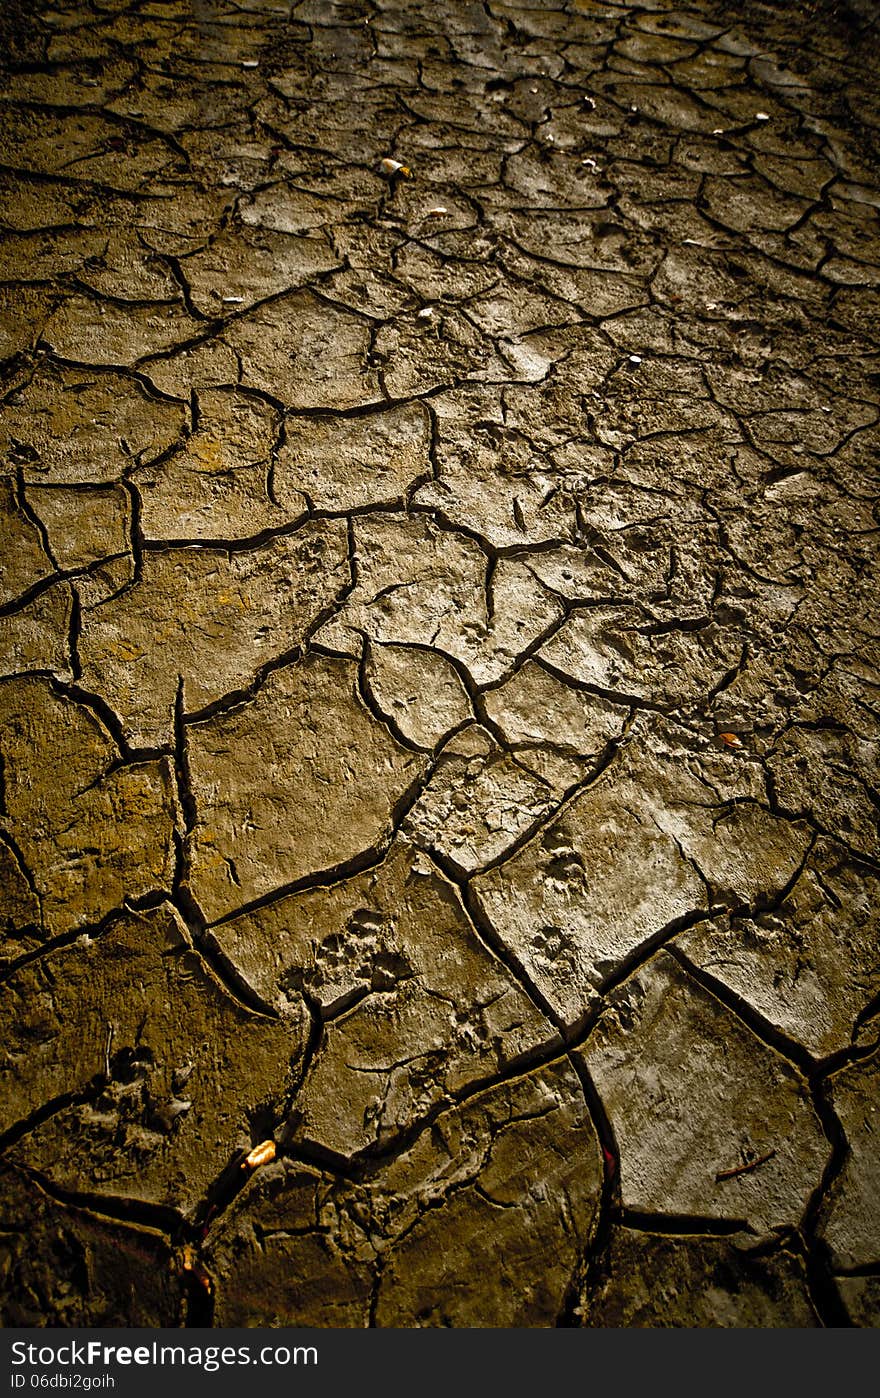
[243,1141,276,1170]
[379,157,410,178]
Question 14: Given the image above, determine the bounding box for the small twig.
[715,1149,776,1183]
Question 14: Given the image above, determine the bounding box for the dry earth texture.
[0,0,879,1329]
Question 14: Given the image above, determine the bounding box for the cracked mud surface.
[1,0,879,1330]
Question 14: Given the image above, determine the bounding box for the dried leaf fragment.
[242,1139,276,1170]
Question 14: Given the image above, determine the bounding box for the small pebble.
[379,157,410,177]
[242,1140,276,1170]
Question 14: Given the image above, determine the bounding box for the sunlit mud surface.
[1,0,879,1328]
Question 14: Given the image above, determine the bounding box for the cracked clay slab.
[212,836,556,1157]
[186,653,427,924]
[577,952,829,1235]
[1,905,309,1217]
[207,1060,603,1328]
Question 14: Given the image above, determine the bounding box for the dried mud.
[1,0,879,1328]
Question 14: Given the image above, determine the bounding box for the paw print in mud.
[295,532,333,571]
[72,1045,193,1177]
[450,1002,497,1054]
[540,827,588,896]
[529,923,576,972]
[284,907,414,1006]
